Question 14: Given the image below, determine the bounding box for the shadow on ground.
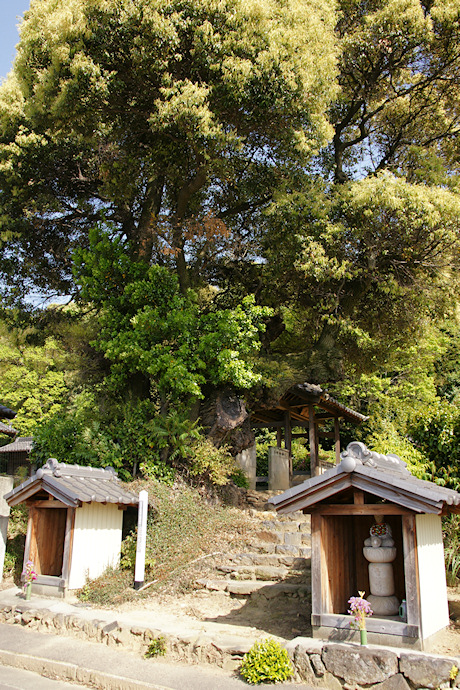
[202,572,313,640]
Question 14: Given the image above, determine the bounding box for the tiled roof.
[0,405,16,420]
[5,458,139,508]
[269,441,460,515]
[0,436,33,453]
[0,422,18,437]
[251,382,368,426]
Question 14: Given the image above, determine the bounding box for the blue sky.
[0,2,31,80]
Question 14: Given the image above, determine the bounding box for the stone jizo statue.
[363,517,399,616]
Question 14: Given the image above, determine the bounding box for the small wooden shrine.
[4,459,138,597]
[251,383,367,477]
[0,436,33,476]
[269,441,460,650]
[0,404,18,441]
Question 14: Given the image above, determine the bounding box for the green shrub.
[443,514,460,586]
[76,567,133,606]
[3,504,27,582]
[230,467,250,489]
[240,639,293,685]
[145,635,167,658]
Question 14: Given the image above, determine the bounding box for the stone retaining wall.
[1,603,459,688]
[286,638,460,690]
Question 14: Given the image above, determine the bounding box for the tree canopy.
[1,0,460,485]
[0,0,337,300]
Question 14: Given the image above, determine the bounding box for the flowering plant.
[22,560,37,587]
[348,591,373,631]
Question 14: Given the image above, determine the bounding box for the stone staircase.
[197,490,312,600]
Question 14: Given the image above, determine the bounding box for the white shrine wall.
[68,502,123,590]
[415,513,449,640]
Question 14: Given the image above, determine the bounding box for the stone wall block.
[371,673,411,690]
[399,652,458,689]
[289,644,316,684]
[284,532,302,546]
[323,644,398,685]
[275,544,299,555]
[256,530,279,543]
[281,521,301,533]
[311,653,327,676]
[21,610,35,625]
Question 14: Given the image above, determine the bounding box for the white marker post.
[134,490,148,590]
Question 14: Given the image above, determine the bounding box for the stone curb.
[0,603,256,671]
[0,648,169,690]
[2,603,460,689]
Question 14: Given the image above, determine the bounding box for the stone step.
[196,578,311,598]
[226,552,310,569]
[217,564,307,581]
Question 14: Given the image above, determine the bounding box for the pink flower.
[348,591,373,630]
[22,560,38,586]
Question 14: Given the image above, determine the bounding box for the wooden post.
[284,410,293,479]
[276,427,282,448]
[61,508,75,585]
[311,512,322,626]
[402,514,421,632]
[284,410,292,453]
[309,404,318,476]
[134,490,148,590]
[334,417,341,464]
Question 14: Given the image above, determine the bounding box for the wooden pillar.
[311,512,322,627]
[309,404,318,476]
[276,426,282,448]
[284,410,292,454]
[334,417,341,464]
[62,508,76,583]
[402,514,421,632]
[284,410,293,478]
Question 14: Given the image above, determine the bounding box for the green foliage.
[76,567,133,607]
[3,504,28,582]
[409,402,460,491]
[0,0,336,301]
[443,515,460,587]
[0,321,69,435]
[74,227,272,404]
[145,636,167,658]
[120,478,233,582]
[229,467,249,489]
[240,639,293,685]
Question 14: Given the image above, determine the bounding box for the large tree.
[0,0,337,302]
[2,0,460,419]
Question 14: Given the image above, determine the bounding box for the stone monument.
[363,516,399,616]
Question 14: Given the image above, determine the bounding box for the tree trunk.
[200,388,255,455]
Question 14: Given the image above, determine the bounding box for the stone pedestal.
[0,476,14,582]
[268,447,290,491]
[235,446,257,490]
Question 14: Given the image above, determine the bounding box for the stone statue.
[363,516,399,616]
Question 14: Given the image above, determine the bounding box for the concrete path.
[0,664,91,690]
[0,624,314,690]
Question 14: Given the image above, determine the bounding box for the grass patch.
[3,504,28,584]
[77,476,251,606]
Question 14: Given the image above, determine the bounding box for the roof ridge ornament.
[339,441,410,476]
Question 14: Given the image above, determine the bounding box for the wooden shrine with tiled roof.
[5,458,138,597]
[269,441,459,650]
[250,383,367,489]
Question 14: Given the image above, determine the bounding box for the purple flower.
[348,591,373,630]
[22,560,38,586]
